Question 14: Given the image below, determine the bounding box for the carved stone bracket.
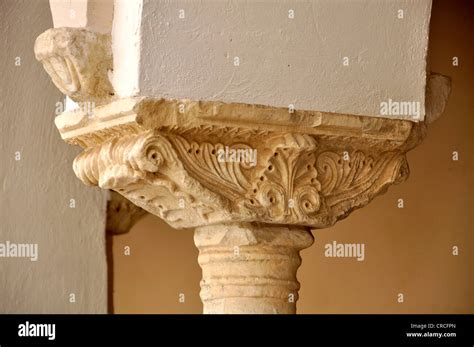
[34,27,113,103]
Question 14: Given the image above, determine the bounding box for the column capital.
[33,25,450,314]
[56,95,425,230]
[32,27,449,231]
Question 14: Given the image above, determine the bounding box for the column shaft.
[194,223,313,314]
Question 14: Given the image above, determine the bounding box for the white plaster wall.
[133,0,431,121]
[111,0,143,97]
[0,0,108,313]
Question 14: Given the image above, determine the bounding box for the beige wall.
[113,0,473,314]
[0,0,108,313]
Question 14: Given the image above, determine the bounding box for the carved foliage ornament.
[72,129,410,229]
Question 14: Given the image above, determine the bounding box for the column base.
[194,223,314,314]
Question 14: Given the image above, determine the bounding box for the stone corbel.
[34,27,450,314]
[34,27,114,104]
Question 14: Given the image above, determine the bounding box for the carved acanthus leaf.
[248,134,321,223]
[170,136,253,201]
[316,150,408,221]
[70,127,411,229]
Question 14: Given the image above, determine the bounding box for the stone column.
[33,25,450,314]
[195,223,313,314]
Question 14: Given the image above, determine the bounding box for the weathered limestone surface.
[34,26,450,314]
[34,28,113,103]
[195,223,313,314]
[58,97,422,230]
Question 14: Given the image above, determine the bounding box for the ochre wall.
[113,0,473,314]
